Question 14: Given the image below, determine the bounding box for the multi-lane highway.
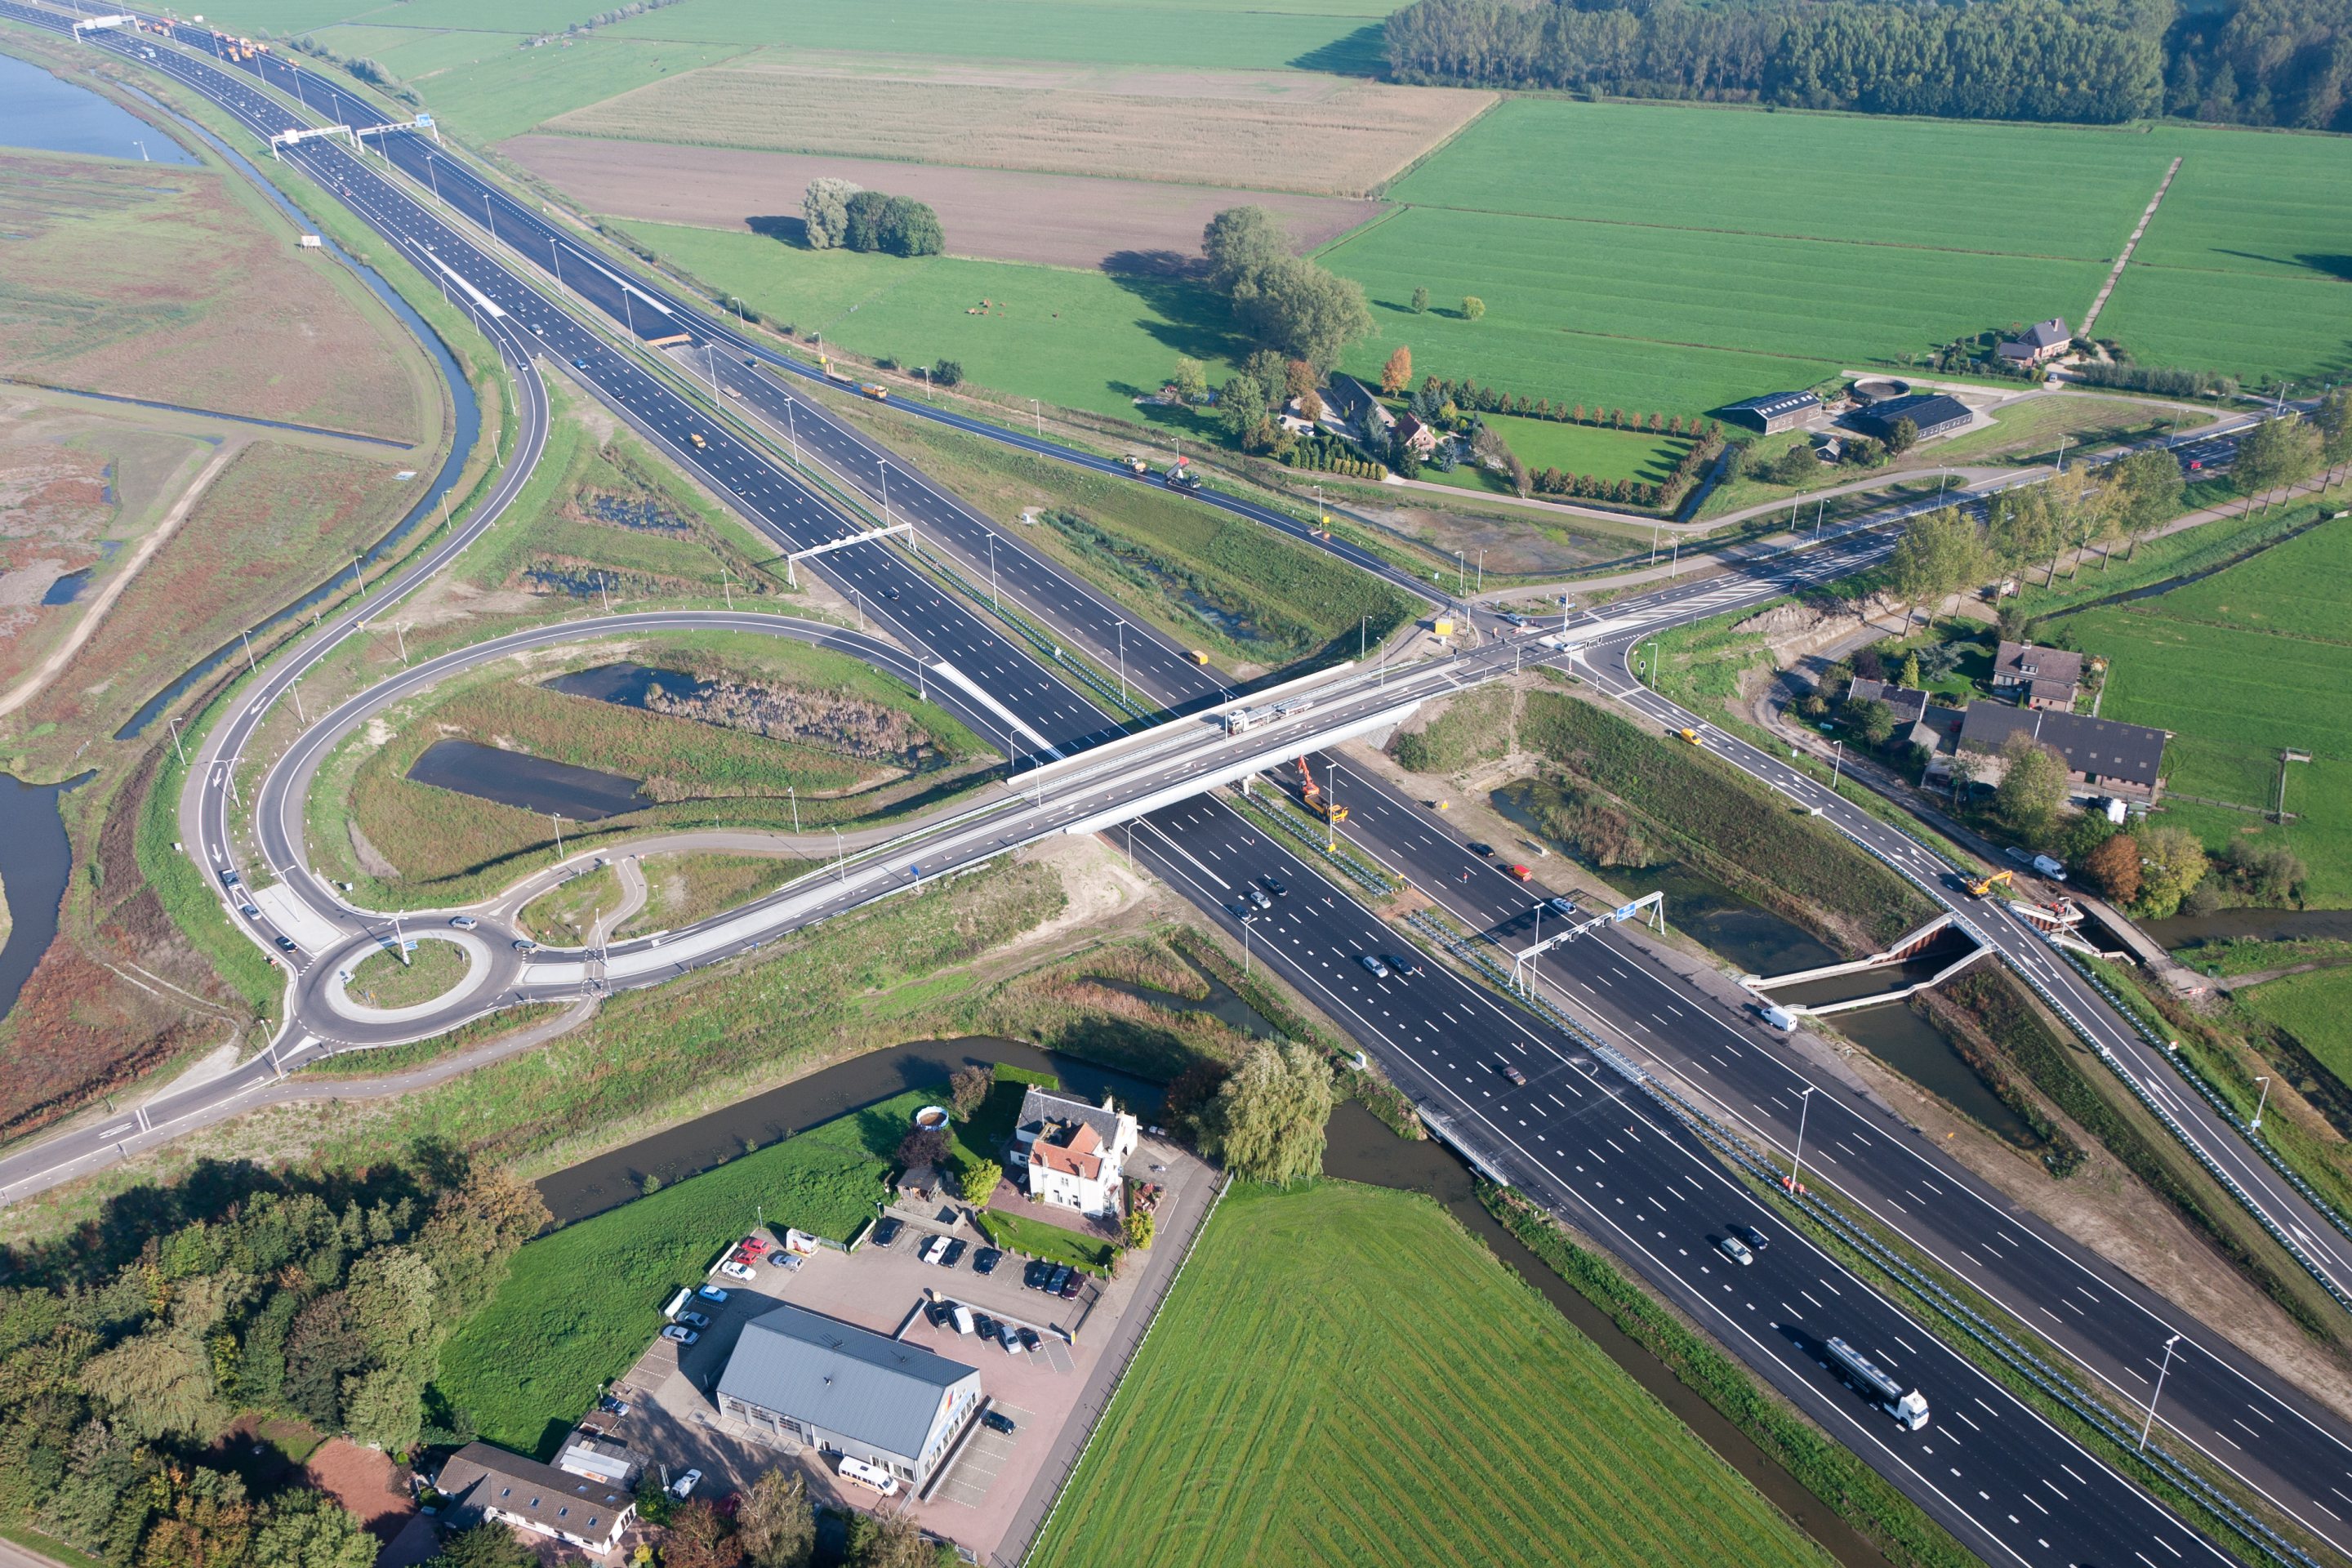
[7,9,2341,1563]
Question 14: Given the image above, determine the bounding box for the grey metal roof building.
[1958,703,2169,797]
[434,1442,635,1554]
[1852,393,1971,442]
[1723,390,1820,433]
[716,1303,982,1486]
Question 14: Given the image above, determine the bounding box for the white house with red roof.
[1014,1086,1138,1218]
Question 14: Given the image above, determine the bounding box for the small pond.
[40,570,89,607]
[0,773,85,1026]
[544,662,714,710]
[1832,1000,2037,1146]
[406,738,645,821]
[535,1037,1164,1227]
[2143,906,2352,949]
[0,54,198,164]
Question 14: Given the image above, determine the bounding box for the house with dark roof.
[434,1442,636,1556]
[1846,680,1963,755]
[1991,640,2083,710]
[1016,1086,1138,1218]
[1998,318,2073,366]
[1852,393,1972,443]
[1393,409,1438,457]
[716,1303,983,1489]
[1724,390,1821,434]
[1958,704,2168,799]
[1323,376,1393,443]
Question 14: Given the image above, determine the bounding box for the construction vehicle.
[823,363,854,386]
[1165,461,1202,492]
[688,432,706,449]
[1825,1336,1930,1430]
[1189,650,1210,666]
[858,383,889,401]
[1121,453,1151,478]
[1967,870,2013,898]
[1296,757,1348,825]
[1677,727,1703,745]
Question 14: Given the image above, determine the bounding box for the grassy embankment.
[1028,1180,1835,1568]
[615,853,804,938]
[305,630,987,910]
[518,864,624,946]
[345,939,472,1008]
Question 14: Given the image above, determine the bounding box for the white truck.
[1826,1336,1930,1430]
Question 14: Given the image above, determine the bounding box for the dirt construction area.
[588,1139,1216,1566]
[504,136,1382,274]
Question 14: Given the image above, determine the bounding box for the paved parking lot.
[581,1138,1214,1563]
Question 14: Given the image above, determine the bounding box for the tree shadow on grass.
[746,214,808,247]
[1290,24,1387,76]
[1101,267,1254,369]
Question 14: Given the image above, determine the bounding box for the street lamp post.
[2251,1075,2272,1134]
[987,532,998,607]
[2140,1334,2185,1450]
[1115,619,1126,704]
[550,813,564,860]
[788,786,799,836]
[1831,740,1846,797]
[1786,1085,1815,1192]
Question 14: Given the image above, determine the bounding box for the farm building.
[1847,679,1962,755]
[433,1442,636,1555]
[1017,1086,1138,1218]
[1393,410,1439,457]
[1852,393,1971,442]
[1991,641,2084,710]
[1723,390,1820,434]
[1324,376,1394,443]
[1956,704,2168,800]
[716,1303,983,1489]
[1998,318,2073,365]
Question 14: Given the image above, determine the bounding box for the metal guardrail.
[1405,907,2321,1568]
[916,548,1156,726]
[1227,786,1396,897]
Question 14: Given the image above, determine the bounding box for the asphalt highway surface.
[5,10,2338,1563]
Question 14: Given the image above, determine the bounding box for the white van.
[2031,853,2068,882]
[951,1303,976,1336]
[662,1288,692,1321]
[839,1456,901,1496]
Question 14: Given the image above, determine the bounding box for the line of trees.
[1406,375,1718,439]
[1385,0,2173,124]
[800,179,944,257]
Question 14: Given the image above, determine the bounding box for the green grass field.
[434,1089,927,1456]
[1027,1180,1831,1568]
[2056,516,2352,904]
[2238,968,2352,1094]
[346,937,471,1005]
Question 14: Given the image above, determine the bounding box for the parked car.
[940,1239,967,1269]
[872,1218,902,1248]
[661,1325,699,1345]
[1045,1264,1071,1295]
[973,1312,998,1341]
[925,1301,954,1329]
[982,1410,1017,1435]
[1359,954,1391,979]
[1058,1271,1084,1299]
[767,1250,793,1267]
[675,1310,710,1330]
[717,1260,756,1282]
[1024,1260,1050,1290]
[669,1469,702,1499]
[449,915,478,929]
[1001,1322,1025,1352]
[1467,841,1493,856]
[973,1248,1001,1276]
[1737,1224,1770,1252]
[1717,1235,1755,1267]
[697,1285,728,1303]
[1018,1326,1043,1353]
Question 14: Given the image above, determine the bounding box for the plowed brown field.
[502,136,1381,271]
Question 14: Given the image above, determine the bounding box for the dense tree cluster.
[1202,207,1372,373]
[0,1154,546,1567]
[1385,0,2175,124]
[800,180,944,257]
[2166,0,2352,129]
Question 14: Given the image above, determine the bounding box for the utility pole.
[1786,1085,1815,1192]
[2140,1334,2184,1450]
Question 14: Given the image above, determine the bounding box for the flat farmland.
[1027,1180,1833,1568]
[0,149,434,443]
[2056,516,2352,903]
[1320,203,2103,416]
[546,61,1492,197]
[502,135,1379,272]
[378,36,753,145]
[1483,412,1695,484]
[2239,968,2352,1097]
[2087,265,2352,391]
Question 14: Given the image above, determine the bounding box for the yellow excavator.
[1967,869,2014,898]
[1298,757,1348,825]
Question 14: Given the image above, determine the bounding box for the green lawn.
[2239,967,2352,1101]
[2055,516,2352,904]
[345,937,471,1006]
[977,1208,1118,1276]
[1027,1181,1833,1568]
[434,1089,928,1457]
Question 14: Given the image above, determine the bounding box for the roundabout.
[326,930,492,1024]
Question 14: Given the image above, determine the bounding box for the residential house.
[715,1303,983,1490]
[1015,1086,1138,1219]
[1846,679,1962,755]
[1991,640,2083,710]
[434,1443,635,1557]
[1723,390,1821,434]
[1393,409,1439,458]
[1998,318,2073,366]
[1957,704,2168,800]
[1323,376,1394,445]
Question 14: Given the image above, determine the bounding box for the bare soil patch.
[0,150,432,443]
[546,63,1494,197]
[505,136,1379,271]
[304,1437,415,1539]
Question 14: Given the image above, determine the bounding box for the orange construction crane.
[1296,757,1348,824]
[1967,869,2013,898]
